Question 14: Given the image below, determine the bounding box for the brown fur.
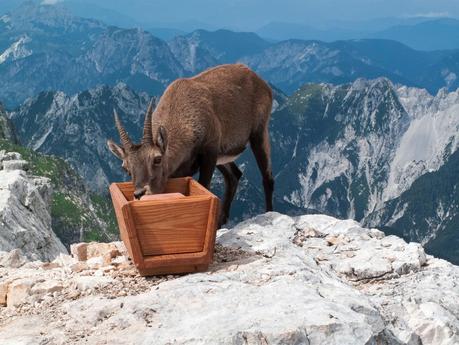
[108,63,274,226]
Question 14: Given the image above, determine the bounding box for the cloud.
[405,11,451,18]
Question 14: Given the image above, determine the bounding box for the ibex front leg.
[197,149,217,189]
[217,162,242,227]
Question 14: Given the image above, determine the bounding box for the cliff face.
[1,212,458,344]
[0,150,66,261]
[0,144,118,246]
[0,104,16,143]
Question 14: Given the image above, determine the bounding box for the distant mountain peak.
[5,0,103,32]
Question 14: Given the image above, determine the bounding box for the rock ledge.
[0,212,458,345]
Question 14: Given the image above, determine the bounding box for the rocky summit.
[0,212,458,344]
[0,150,67,261]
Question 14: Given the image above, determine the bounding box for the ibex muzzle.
[108,64,274,227]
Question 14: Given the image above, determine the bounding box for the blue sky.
[62,0,459,30]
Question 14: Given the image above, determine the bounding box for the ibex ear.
[107,139,125,160]
[156,126,168,154]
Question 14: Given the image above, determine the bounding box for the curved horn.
[142,98,155,144]
[114,110,132,149]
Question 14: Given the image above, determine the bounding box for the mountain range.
[257,18,459,51]
[234,79,459,263]
[0,1,183,106]
[168,30,459,94]
[370,18,459,51]
[1,2,459,264]
[2,2,459,107]
[8,79,459,264]
[9,83,151,193]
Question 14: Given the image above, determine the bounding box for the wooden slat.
[203,193,220,263]
[164,177,191,195]
[109,183,143,264]
[131,197,210,256]
[189,179,211,196]
[116,182,135,201]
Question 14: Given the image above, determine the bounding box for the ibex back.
[107,63,274,226]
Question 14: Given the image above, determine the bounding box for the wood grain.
[109,177,220,276]
[132,197,210,256]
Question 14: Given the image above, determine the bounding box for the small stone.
[325,235,342,246]
[31,280,63,295]
[70,261,89,273]
[0,151,22,161]
[87,243,120,260]
[315,253,328,262]
[113,241,129,256]
[0,249,28,268]
[369,228,385,239]
[112,255,130,266]
[94,270,104,277]
[7,279,35,307]
[41,262,61,270]
[87,257,104,269]
[102,265,115,272]
[0,282,8,306]
[71,243,88,261]
[53,253,77,268]
[305,228,324,238]
[2,159,29,171]
[73,275,114,292]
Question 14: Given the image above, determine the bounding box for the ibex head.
[107,100,169,199]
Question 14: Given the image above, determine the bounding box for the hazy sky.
[64,0,459,30]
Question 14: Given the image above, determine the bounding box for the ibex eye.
[153,156,162,165]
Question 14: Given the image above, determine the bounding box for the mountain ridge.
[8,77,459,263]
[3,2,459,108]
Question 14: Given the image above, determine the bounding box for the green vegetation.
[0,113,17,143]
[0,139,118,246]
[89,193,118,241]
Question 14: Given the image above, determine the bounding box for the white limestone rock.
[0,213,458,345]
[0,152,67,261]
[2,159,28,171]
[0,249,28,268]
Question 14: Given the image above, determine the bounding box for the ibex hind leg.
[250,127,274,212]
[217,162,242,227]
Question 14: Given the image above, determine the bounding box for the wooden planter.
[109,177,220,276]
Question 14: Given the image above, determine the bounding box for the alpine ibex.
[107,63,274,226]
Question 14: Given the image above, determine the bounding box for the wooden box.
[109,177,220,276]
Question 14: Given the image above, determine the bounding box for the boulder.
[0,213,458,345]
[0,249,28,268]
[6,279,34,307]
[2,159,28,171]
[0,152,67,261]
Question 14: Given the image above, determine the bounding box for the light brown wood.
[132,197,210,255]
[109,177,220,276]
[140,193,184,201]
